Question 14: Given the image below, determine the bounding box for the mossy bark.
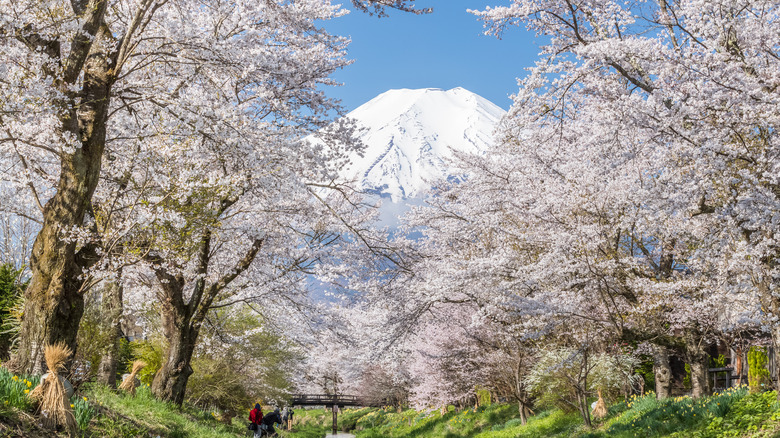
[9,4,115,374]
[97,279,123,387]
[653,347,672,399]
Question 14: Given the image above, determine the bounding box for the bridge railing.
[289,393,388,407]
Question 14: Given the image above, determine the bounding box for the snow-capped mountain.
[341,87,506,202]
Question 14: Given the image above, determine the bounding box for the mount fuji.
[339,87,506,203]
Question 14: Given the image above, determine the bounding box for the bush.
[748,347,771,393]
[130,339,163,386]
[525,347,638,411]
[504,417,524,428]
[0,264,25,358]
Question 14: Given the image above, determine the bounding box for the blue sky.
[322,1,541,111]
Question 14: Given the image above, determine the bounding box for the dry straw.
[592,389,608,419]
[28,342,76,434]
[118,360,146,395]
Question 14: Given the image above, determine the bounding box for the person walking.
[287,408,294,430]
[248,404,264,438]
[262,407,283,436]
[281,407,288,430]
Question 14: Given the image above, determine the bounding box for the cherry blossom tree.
[0,0,424,375]
[470,0,778,394]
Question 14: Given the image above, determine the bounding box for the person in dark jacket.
[262,408,283,436]
[248,404,263,438]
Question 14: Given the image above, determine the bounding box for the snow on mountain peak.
[341,87,506,202]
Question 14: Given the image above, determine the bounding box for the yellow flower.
[23,389,29,394]
[12,376,17,381]
[26,381,31,387]
[70,404,75,408]
[83,396,87,401]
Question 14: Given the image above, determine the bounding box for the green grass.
[283,389,780,438]
[85,383,245,438]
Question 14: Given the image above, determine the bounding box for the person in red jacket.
[249,404,264,437]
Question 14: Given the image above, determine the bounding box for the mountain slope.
[341,87,506,202]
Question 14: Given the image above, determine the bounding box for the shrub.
[130,339,163,386]
[748,347,771,393]
[0,264,26,358]
[525,347,638,411]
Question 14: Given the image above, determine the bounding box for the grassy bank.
[286,387,780,438]
[0,365,245,437]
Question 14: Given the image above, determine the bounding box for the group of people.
[248,404,294,437]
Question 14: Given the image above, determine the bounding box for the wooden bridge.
[290,394,388,435]
[290,393,387,408]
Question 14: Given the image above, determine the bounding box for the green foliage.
[748,347,771,393]
[279,388,780,438]
[71,394,96,431]
[710,354,727,368]
[0,366,38,411]
[684,364,692,390]
[0,264,25,357]
[476,387,492,407]
[635,356,655,394]
[75,291,117,381]
[186,307,300,412]
[130,339,163,386]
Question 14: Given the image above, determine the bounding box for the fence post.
[332,404,338,435]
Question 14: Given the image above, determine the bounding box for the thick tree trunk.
[653,346,672,399]
[97,280,123,387]
[149,234,262,405]
[9,6,114,374]
[685,342,709,398]
[151,272,199,405]
[10,233,84,374]
[152,325,198,406]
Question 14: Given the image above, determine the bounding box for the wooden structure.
[289,393,386,408]
[290,394,387,435]
[708,367,743,391]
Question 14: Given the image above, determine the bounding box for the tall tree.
[0,0,424,374]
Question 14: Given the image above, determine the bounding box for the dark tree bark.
[97,278,123,387]
[683,334,710,398]
[653,347,672,399]
[8,0,162,374]
[9,0,116,374]
[150,231,264,405]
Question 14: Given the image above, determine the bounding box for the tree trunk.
[773,326,780,398]
[653,346,672,399]
[97,279,123,387]
[518,401,529,425]
[148,234,262,405]
[685,341,709,398]
[152,322,198,406]
[9,7,115,374]
[576,388,592,428]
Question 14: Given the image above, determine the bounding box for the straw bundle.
[28,343,76,434]
[592,390,608,419]
[118,360,146,395]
